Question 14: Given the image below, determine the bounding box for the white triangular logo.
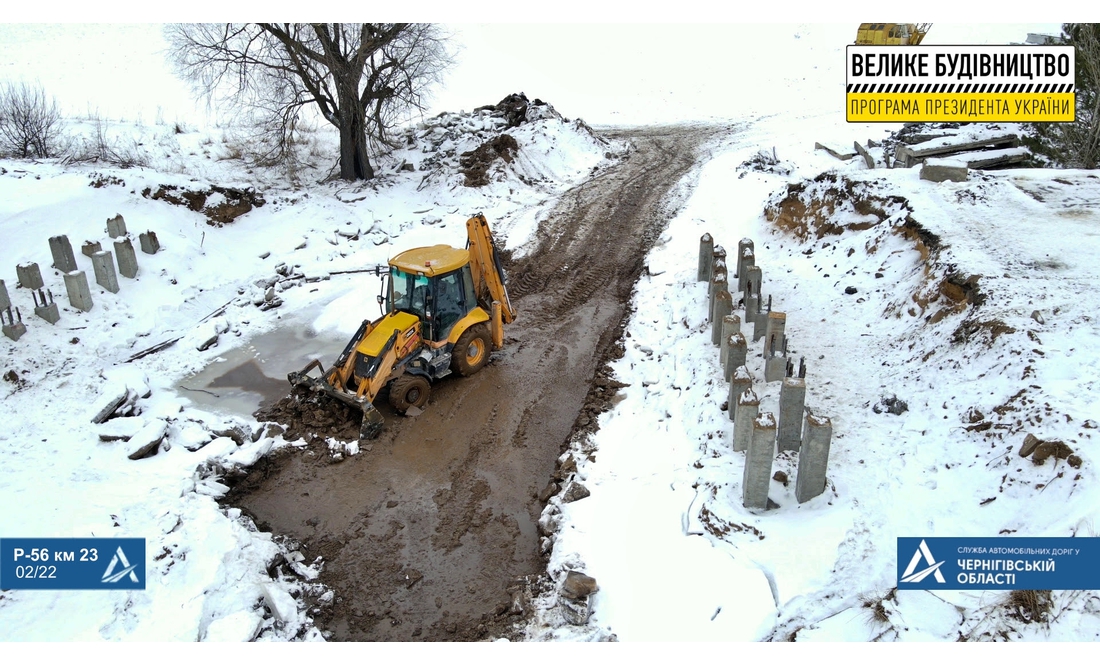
[900,539,946,583]
[101,546,140,584]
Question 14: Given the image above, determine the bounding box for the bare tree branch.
[0,81,62,158]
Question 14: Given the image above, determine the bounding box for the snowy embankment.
[533,113,1100,642]
[0,101,623,640]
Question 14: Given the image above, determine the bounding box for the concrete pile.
[2,215,156,342]
[698,233,835,509]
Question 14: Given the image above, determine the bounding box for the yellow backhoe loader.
[288,213,516,440]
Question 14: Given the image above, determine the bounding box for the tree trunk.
[337,87,374,181]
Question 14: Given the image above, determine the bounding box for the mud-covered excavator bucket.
[288,359,386,441]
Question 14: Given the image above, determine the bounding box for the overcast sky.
[0,21,1071,128]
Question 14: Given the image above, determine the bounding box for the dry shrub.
[1005,589,1052,624]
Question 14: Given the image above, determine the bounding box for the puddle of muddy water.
[176,310,351,418]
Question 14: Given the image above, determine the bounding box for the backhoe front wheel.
[388,374,430,413]
[452,323,492,377]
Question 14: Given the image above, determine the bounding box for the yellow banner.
[846,93,1075,122]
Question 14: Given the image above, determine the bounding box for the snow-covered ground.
[532,114,1100,641]
[2,20,1095,646]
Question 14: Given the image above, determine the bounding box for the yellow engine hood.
[356,312,420,357]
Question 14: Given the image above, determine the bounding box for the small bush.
[0,81,63,158]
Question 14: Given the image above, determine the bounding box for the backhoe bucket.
[287,359,387,441]
[359,404,385,441]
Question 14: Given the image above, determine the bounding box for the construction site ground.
[224,125,727,640]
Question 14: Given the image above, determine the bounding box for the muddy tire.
[451,323,492,377]
[388,374,430,413]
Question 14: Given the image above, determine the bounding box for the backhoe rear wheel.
[451,323,492,377]
[388,374,430,413]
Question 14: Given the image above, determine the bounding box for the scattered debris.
[814,142,856,161]
[951,318,1015,346]
[920,158,968,183]
[873,395,908,415]
[559,570,598,626]
[561,481,591,503]
[853,141,875,168]
[739,147,791,176]
[538,480,560,503]
[560,570,599,599]
[894,131,1020,168]
[1019,433,1042,458]
[127,420,168,460]
[1031,440,1073,465]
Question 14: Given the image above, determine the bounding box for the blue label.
[1,538,146,590]
[897,537,1100,590]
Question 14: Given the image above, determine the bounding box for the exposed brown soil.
[764,172,990,329]
[764,172,915,241]
[460,134,519,187]
[255,387,361,444]
[141,183,265,226]
[223,124,727,641]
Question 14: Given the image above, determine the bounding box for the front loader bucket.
[359,403,385,441]
[288,359,386,441]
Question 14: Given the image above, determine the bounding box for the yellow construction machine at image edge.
[288,213,517,440]
[855,23,932,46]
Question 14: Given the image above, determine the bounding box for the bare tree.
[1028,24,1100,169]
[0,81,63,159]
[166,23,451,181]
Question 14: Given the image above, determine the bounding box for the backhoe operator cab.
[387,247,479,344]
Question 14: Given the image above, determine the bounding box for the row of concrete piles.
[698,233,833,509]
[1,214,160,342]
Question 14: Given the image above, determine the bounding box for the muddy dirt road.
[227,124,729,640]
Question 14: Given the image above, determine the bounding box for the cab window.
[390,268,430,318]
[434,270,467,340]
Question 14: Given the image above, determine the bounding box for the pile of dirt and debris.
[460,134,520,187]
[254,387,362,444]
[141,183,266,226]
[475,92,558,128]
[393,92,610,190]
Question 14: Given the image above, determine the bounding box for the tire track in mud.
[226,123,731,641]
